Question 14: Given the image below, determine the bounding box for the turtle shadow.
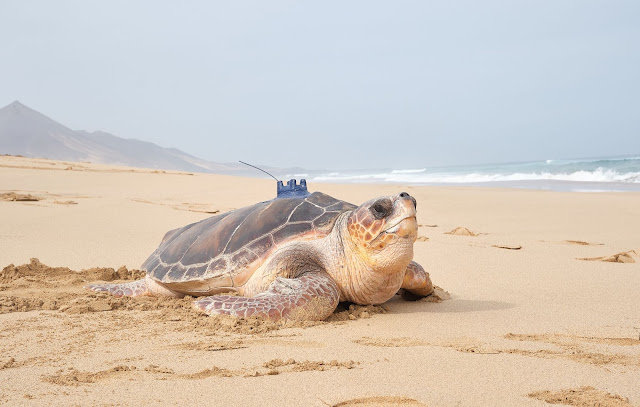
[393,297,515,313]
[430,299,515,313]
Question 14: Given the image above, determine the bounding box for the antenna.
[238,160,279,182]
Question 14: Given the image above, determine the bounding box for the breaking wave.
[313,168,640,184]
[307,156,640,186]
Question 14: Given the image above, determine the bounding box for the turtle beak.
[382,193,417,239]
[398,192,416,210]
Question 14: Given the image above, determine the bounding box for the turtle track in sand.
[42,358,359,386]
[333,396,427,406]
[528,386,633,407]
[351,332,640,368]
[577,250,637,263]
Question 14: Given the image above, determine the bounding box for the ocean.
[284,156,640,192]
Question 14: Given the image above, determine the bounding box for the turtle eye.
[369,199,392,219]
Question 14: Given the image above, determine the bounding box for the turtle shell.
[141,191,356,293]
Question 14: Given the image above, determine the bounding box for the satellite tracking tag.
[238,161,311,199]
[276,179,310,199]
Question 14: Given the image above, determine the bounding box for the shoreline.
[3,154,640,193]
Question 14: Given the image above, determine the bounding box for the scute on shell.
[142,192,356,285]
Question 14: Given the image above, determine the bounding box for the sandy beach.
[1,154,639,407]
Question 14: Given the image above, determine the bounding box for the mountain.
[0,101,250,174]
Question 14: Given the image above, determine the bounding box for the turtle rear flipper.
[192,271,339,321]
[87,278,148,297]
[87,276,183,298]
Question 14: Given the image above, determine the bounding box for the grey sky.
[2,0,639,170]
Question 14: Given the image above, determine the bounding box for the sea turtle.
[88,180,434,321]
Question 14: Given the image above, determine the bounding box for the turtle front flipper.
[398,261,434,300]
[193,271,340,321]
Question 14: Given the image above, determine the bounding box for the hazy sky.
[2,1,639,170]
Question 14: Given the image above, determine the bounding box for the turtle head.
[346,192,418,271]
